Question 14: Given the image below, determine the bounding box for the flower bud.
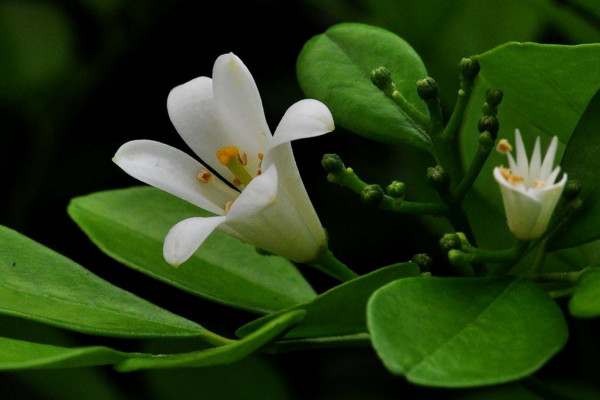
[417,77,439,101]
[426,165,450,190]
[371,67,394,91]
[478,131,494,150]
[481,102,497,117]
[386,180,406,199]
[485,88,503,107]
[563,179,582,201]
[478,115,499,138]
[411,253,433,270]
[458,58,480,81]
[439,233,461,251]
[361,184,385,206]
[448,249,468,266]
[321,153,345,174]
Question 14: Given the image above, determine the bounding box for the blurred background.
[2,0,600,398]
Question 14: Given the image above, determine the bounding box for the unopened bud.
[439,233,461,251]
[563,179,582,201]
[482,102,497,117]
[427,165,450,189]
[371,67,394,91]
[322,153,345,174]
[386,181,406,199]
[448,249,468,266]
[412,253,433,270]
[361,184,385,206]
[478,115,499,138]
[458,58,480,80]
[485,88,503,106]
[478,131,494,150]
[417,77,439,101]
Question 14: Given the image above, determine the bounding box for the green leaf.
[367,276,568,388]
[236,262,420,339]
[569,268,600,318]
[0,336,135,370]
[0,225,208,338]
[68,187,316,314]
[297,22,431,149]
[460,43,600,248]
[115,310,305,372]
[550,88,600,249]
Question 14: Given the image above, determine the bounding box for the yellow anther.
[196,169,213,183]
[239,152,248,166]
[217,146,240,166]
[533,179,546,189]
[500,166,524,184]
[225,201,233,212]
[232,177,242,186]
[258,152,264,161]
[496,139,513,155]
[257,169,262,176]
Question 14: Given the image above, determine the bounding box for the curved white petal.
[514,129,529,181]
[212,53,270,176]
[528,137,541,186]
[163,216,227,267]
[166,76,235,182]
[226,164,279,221]
[113,140,239,215]
[540,136,558,181]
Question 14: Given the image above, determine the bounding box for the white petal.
[547,166,561,186]
[540,136,558,181]
[166,76,235,182]
[507,151,518,173]
[514,129,529,181]
[227,164,279,221]
[212,53,270,176]
[266,99,334,151]
[529,137,541,185]
[113,140,239,215]
[163,216,227,267]
[528,172,567,238]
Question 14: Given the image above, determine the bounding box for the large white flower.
[493,129,567,240]
[113,53,333,266]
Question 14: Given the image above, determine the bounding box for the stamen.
[258,153,264,161]
[500,166,511,180]
[500,166,524,184]
[216,146,254,186]
[232,177,242,186]
[533,179,546,189]
[257,169,262,176]
[225,201,233,212]
[196,169,214,183]
[496,139,513,155]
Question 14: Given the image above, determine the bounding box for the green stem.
[424,98,444,135]
[443,86,473,141]
[484,240,531,275]
[309,247,359,282]
[390,90,430,128]
[526,269,587,284]
[454,141,493,203]
[548,287,577,299]
[202,331,235,347]
[380,197,448,215]
[267,333,371,353]
[530,240,548,274]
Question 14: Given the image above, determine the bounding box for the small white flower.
[493,129,567,240]
[113,53,334,266]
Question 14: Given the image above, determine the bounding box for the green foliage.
[569,268,600,318]
[297,23,430,149]
[0,225,208,339]
[68,187,316,314]
[236,262,420,339]
[367,276,568,387]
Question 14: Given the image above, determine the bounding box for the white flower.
[493,129,567,240]
[113,53,334,266]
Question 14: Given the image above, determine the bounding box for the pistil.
[217,146,254,186]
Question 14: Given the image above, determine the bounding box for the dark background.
[2,0,600,398]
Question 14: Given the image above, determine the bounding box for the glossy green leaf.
[236,262,420,339]
[297,23,431,149]
[550,88,600,249]
[367,276,568,387]
[68,187,316,314]
[569,268,600,318]
[460,43,600,246]
[115,310,305,372]
[0,225,212,338]
[0,336,137,370]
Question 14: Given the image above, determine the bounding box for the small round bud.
[478,115,499,138]
[386,181,406,199]
[439,233,461,251]
[322,154,345,174]
[478,131,494,150]
[417,77,439,101]
[448,249,468,266]
[371,67,394,90]
[412,253,433,270]
[361,184,385,206]
[563,179,582,200]
[481,102,497,117]
[458,58,480,80]
[426,165,450,189]
[485,88,503,106]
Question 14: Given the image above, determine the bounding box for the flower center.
[216,146,253,186]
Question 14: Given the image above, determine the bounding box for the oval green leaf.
[236,262,420,339]
[367,276,568,387]
[569,268,600,318]
[297,23,430,149]
[115,310,305,372]
[67,187,316,314]
[0,225,207,338]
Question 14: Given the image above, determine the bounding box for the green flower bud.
[386,180,406,199]
[563,179,582,201]
[417,77,439,101]
[485,88,503,106]
[412,253,433,270]
[371,67,394,91]
[321,153,345,174]
[426,165,450,189]
[478,131,494,150]
[458,58,480,80]
[477,115,499,138]
[448,249,468,266]
[481,102,497,117]
[439,233,461,251]
[361,184,385,206]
